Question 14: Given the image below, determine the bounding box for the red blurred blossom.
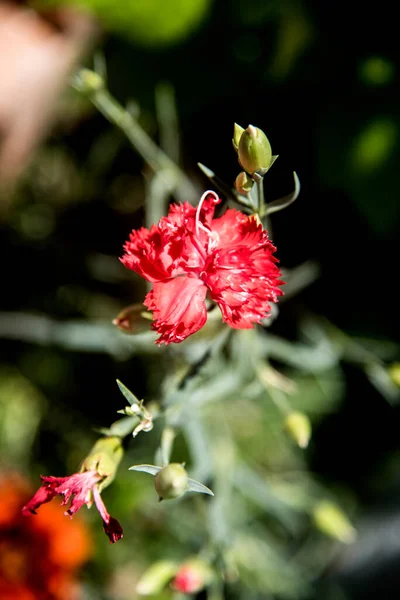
[172,565,204,595]
[121,191,283,345]
[22,470,123,544]
[0,472,91,600]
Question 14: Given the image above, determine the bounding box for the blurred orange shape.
[0,472,92,600]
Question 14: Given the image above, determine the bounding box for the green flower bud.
[234,171,254,195]
[388,362,400,387]
[82,436,123,490]
[78,69,104,94]
[232,123,245,151]
[113,303,152,334]
[238,125,272,175]
[312,500,356,544]
[285,411,311,449]
[154,463,188,500]
[136,561,179,595]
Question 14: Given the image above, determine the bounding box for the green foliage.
[359,56,395,87]
[318,109,400,236]
[34,0,213,46]
[351,118,397,173]
[2,2,400,598]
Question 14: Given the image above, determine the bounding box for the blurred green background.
[1,1,400,598]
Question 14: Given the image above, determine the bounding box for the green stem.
[176,326,232,392]
[155,81,181,165]
[73,71,197,204]
[255,361,292,414]
[207,581,225,600]
[159,426,176,466]
[256,176,265,213]
[255,176,273,235]
[266,382,291,414]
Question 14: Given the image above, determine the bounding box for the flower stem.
[159,426,176,466]
[255,176,265,213]
[255,175,273,235]
[255,361,292,414]
[72,70,197,204]
[207,581,225,600]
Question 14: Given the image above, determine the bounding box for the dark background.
[1,1,400,598]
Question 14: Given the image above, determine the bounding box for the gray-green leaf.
[129,464,162,476]
[187,477,214,496]
[116,379,141,406]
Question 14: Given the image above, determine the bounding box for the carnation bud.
[154,463,188,500]
[81,436,123,490]
[113,303,152,334]
[285,411,311,448]
[136,561,179,595]
[238,125,272,175]
[172,559,212,595]
[232,123,245,151]
[388,363,400,387]
[234,171,254,195]
[312,500,356,544]
[78,68,104,94]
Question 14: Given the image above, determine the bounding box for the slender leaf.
[129,464,162,475]
[116,379,141,406]
[266,171,300,215]
[187,477,214,496]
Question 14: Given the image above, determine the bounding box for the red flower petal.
[172,565,204,594]
[210,208,257,248]
[206,242,283,328]
[120,225,178,283]
[92,486,123,544]
[120,192,283,344]
[102,516,124,544]
[23,471,124,544]
[144,276,208,345]
[22,482,58,516]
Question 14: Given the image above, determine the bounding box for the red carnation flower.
[172,565,204,594]
[121,191,283,345]
[23,471,123,544]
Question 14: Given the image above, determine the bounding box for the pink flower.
[121,191,283,345]
[172,565,204,594]
[22,471,123,544]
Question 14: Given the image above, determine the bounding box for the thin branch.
[72,70,198,204]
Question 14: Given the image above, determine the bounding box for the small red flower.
[22,471,123,544]
[121,191,283,345]
[172,565,204,595]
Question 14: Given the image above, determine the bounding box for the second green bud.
[237,124,272,175]
[154,463,189,500]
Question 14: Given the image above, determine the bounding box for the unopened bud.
[132,413,153,437]
[136,561,179,596]
[113,304,152,334]
[235,171,254,195]
[172,559,212,595]
[238,125,272,175]
[388,363,400,387]
[285,411,311,448]
[232,123,245,151]
[82,436,123,489]
[78,69,104,94]
[122,404,141,416]
[154,463,188,500]
[312,500,356,544]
